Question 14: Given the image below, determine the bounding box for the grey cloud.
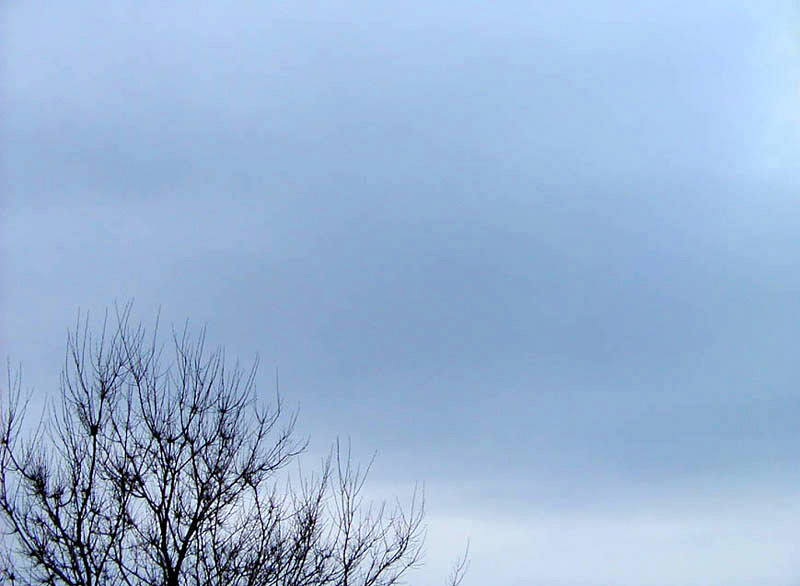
[2,2,799,584]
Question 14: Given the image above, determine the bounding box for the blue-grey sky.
[2,2,800,584]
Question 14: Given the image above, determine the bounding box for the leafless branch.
[0,306,468,586]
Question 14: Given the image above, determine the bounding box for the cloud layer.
[2,2,799,584]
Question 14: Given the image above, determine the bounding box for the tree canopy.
[0,306,467,586]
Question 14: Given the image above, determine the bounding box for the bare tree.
[0,305,467,586]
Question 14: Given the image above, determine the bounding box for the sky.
[2,1,800,584]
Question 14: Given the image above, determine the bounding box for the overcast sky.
[2,2,800,585]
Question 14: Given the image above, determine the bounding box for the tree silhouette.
[0,305,467,586]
